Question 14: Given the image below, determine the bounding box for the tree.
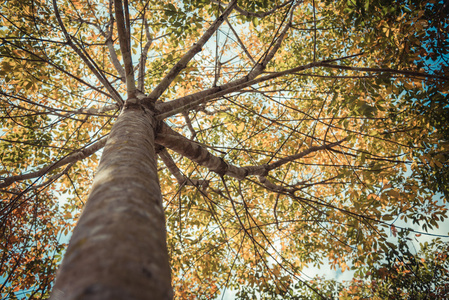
[0,0,448,299]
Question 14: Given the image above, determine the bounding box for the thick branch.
[158,51,410,120]
[182,112,197,140]
[105,3,126,81]
[0,139,107,189]
[156,62,321,120]
[77,104,120,115]
[155,123,345,180]
[142,0,237,104]
[114,0,136,97]
[106,36,126,82]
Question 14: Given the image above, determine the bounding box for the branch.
[155,123,345,180]
[29,163,75,190]
[105,34,126,82]
[142,0,237,104]
[158,148,208,187]
[182,112,197,140]
[77,104,120,115]
[0,38,117,101]
[321,63,449,81]
[52,0,124,105]
[114,0,136,97]
[211,0,293,18]
[1,90,119,118]
[76,11,126,81]
[257,175,343,194]
[0,138,107,189]
[268,139,347,170]
[105,2,126,81]
[156,19,294,118]
[156,61,320,120]
[137,17,153,92]
[225,18,256,65]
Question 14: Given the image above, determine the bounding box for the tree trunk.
[50,106,173,300]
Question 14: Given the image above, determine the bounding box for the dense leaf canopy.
[1,0,448,298]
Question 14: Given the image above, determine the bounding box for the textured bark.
[51,107,172,300]
[156,122,346,180]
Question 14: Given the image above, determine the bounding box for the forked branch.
[142,0,238,104]
[155,122,346,180]
[52,0,124,105]
[156,18,295,118]
[158,148,208,187]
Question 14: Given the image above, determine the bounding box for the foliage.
[249,236,449,300]
[0,0,448,298]
[337,235,449,299]
[362,237,449,299]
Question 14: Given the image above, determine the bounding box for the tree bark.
[50,106,172,300]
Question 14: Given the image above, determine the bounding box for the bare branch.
[29,163,75,190]
[0,38,117,101]
[76,11,126,81]
[52,0,124,105]
[0,139,107,189]
[225,18,256,65]
[257,175,343,194]
[268,139,347,170]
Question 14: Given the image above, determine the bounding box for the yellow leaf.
[237,122,245,133]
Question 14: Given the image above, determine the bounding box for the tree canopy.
[0,0,448,298]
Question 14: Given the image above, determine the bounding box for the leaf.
[237,122,245,133]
